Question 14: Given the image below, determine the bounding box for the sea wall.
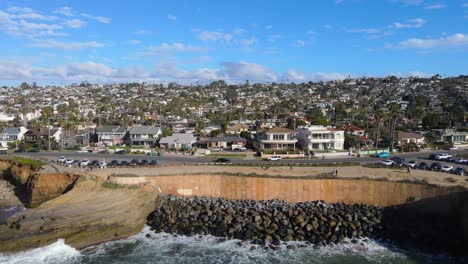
[111,174,464,207]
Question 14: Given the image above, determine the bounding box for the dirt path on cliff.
[62,165,468,189]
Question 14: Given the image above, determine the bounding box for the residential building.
[95,125,127,146]
[397,132,425,146]
[0,126,28,147]
[128,126,162,147]
[337,124,367,137]
[439,129,468,144]
[225,124,249,135]
[159,133,197,150]
[257,127,297,150]
[296,125,345,151]
[197,136,247,149]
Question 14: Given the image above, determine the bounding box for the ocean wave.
[0,226,463,264]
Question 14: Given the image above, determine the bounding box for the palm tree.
[388,103,401,152]
[374,109,387,150]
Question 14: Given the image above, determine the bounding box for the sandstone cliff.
[0,175,159,252]
[26,173,80,208]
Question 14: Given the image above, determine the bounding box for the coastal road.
[11,148,468,169]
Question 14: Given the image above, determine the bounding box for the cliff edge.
[0,175,159,252]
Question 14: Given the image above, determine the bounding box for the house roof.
[2,127,23,135]
[226,124,249,131]
[159,133,197,145]
[129,126,161,135]
[397,132,424,140]
[96,125,127,134]
[264,127,295,134]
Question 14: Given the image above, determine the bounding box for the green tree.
[210,129,221,138]
[161,127,173,137]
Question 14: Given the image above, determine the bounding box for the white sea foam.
[0,239,80,264]
[0,226,463,264]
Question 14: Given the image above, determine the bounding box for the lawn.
[11,156,46,169]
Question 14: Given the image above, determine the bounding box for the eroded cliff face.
[0,176,159,252]
[26,173,81,208]
[0,160,36,187]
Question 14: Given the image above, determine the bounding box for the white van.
[268,155,282,161]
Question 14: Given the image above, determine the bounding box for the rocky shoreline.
[147,195,383,247]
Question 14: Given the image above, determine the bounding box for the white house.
[159,133,197,150]
[0,126,28,147]
[128,126,162,147]
[95,125,128,146]
[296,125,345,151]
[257,127,297,150]
[397,132,425,146]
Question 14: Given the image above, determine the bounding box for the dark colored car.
[149,160,158,166]
[14,149,25,153]
[109,160,119,167]
[392,160,406,167]
[417,162,429,170]
[0,149,7,154]
[454,167,465,176]
[390,157,405,163]
[428,154,436,160]
[129,159,139,166]
[430,162,442,171]
[120,160,129,166]
[214,158,231,163]
[90,160,99,167]
[139,159,149,166]
[27,148,40,153]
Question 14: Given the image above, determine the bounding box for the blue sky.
[0,0,467,85]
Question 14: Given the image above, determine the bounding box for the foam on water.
[0,226,464,264]
[0,239,80,264]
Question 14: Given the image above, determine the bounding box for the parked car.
[129,159,139,166]
[89,160,99,167]
[381,160,394,166]
[455,158,468,164]
[65,158,74,166]
[109,160,119,167]
[0,149,7,154]
[149,160,158,166]
[441,165,454,172]
[435,153,452,160]
[214,158,231,163]
[430,162,442,171]
[390,157,405,163]
[71,160,81,167]
[268,155,282,161]
[407,160,417,168]
[233,147,246,152]
[417,162,429,170]
[99,161,107,168]
[120,160,129,166]
[114,149,126,154]
[80,159,90,166]
[27,148,40,153]
[57,156,66,163]
[428,154,437,160]
[454,167,465,176]
[139,159,149,166]
[376,152,390,158]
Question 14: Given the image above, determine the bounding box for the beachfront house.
[296,125,345,151]
[257,127,297,150]
[128,126,162,147]
[159,133,197,150]
[95,125,128,146]
[0,126,28,148]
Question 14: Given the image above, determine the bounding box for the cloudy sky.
[0,0,467,85]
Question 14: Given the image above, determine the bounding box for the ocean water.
[0,226,464,264]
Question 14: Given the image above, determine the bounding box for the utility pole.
[48,119,51,151]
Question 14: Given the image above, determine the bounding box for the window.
[273,134,284,140]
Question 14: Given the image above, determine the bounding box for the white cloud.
[6,7,34,13]
[463,3,468,7]
[126,39,141,45]
[265,25,272,30]
[54,6,74,17]
[397,33,468,49]
[282,69,347,82]
[391,18,427,28]
[198,30,232,42]
[347,28,380,34]
[65,19,86,29]
[240,37,256,46]
[233,28,245,35]
[323,24,333,30]
[167,14,176,20]
[293,40,305,47]
[424,4,445,9]
[133,29,152,35]
[30,39,107,50]
[268,34,281,42]
[147,42,204,52]
[80,13,111,24]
